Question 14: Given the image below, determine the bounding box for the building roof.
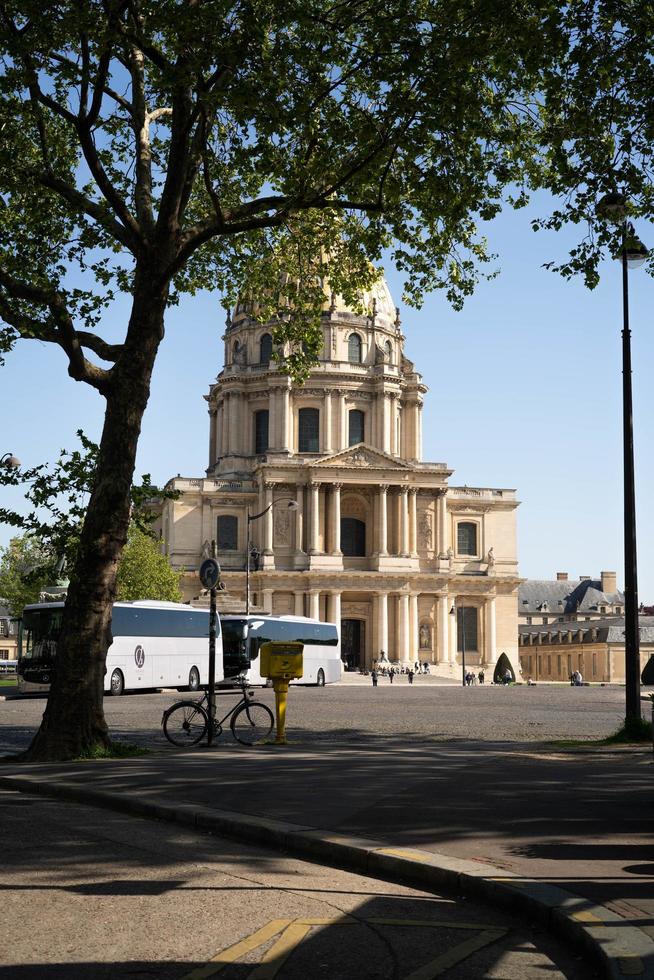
[519,578,624,615]
[519,616,654,644]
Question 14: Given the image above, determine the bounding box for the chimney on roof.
[601,571,617,594]
[580,576,590,581]
[556,572,568,581]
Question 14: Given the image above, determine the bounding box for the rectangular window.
[348,409,364,446]
[457,522,477,556]
[298,408,320,452]
[254,410,269,454]
[217,515,238,551]
[456,607,478,652]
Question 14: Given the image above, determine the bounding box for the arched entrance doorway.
[341,619,365,670]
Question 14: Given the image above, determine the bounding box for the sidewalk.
[1,737,652,979]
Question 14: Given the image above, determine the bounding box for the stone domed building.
[156,274,520,675]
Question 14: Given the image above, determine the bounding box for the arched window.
[348,409,364,446]
[457,522,477,556]
[348,333,362,363]
[217,515,238,551]
[259,333,273,365]
[298,408,320,452]
[384,340,393,362]
[254,410,269,454]
[341,518,366,556]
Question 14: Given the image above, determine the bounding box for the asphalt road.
[0,681,640,756]
[1,789,597,979]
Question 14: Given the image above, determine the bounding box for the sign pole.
[199,544,221,747]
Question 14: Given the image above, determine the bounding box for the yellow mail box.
[259,641,304,680]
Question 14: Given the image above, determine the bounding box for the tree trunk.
[17,280,168,762]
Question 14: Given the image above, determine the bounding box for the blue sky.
[2,192,653,600]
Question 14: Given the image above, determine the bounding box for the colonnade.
[209,386,423,463]
[257,587,498,667]
[253,482,448,557]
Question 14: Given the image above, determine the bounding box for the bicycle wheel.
[230,701,274,746]
[163,701,208,747]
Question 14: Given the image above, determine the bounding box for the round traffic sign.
[199,558,221,589]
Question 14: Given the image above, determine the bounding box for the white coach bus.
[221,614,341,686]
[17,600,221,696]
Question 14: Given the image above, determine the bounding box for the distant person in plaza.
[408,669,414,684]
[478,670,485,685]
[389,667,394,684]
[503,668,512,685]
[371,669,378,688]
[423,661,430,674]
[573,670,583,686]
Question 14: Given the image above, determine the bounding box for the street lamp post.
[597,193,648,729]
[0,453,21,469]
[246,498,298,614]
[450,603,466,688]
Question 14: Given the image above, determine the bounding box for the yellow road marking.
[181,919,293,979]
[404,929,507,979]
[377,847,433,863]
[187,916,510,979]
[570,909,603,923]
[248,922,313,979]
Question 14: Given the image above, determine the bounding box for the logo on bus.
[134,645,145,668]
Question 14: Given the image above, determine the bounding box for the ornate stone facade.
[156,275,520,675]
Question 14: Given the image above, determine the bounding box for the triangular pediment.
[313,444,412,470]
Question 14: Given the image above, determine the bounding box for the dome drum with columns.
[156,275,520,675]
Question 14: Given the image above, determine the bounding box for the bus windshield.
[19,607,64,663]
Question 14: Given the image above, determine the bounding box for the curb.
[1,772,652,980]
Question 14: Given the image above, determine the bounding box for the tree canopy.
[1,0,652,759]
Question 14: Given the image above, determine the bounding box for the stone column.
[295,484,305,553]
[308,590,320,619]
[438,594,449,664]
[294,591,305,616]
[215,402,222,459]
[309,482,320,554]
[339,392,348,450]
[399,593,410,663]
[230,391,241,455]
[208,409,217,467]
[329,591,341,627]
[268,388,277,449]
[437,491,448,555]
[409,489,418,557]
[222,393,230,455]
[324,390,333,453]
[486,596,497,667]
[263,483,274,555]
[262,588,274,613]
[377,591,388,656]
[382,392,391,454]
[331,483,342,555]
[416,398,423,461]
[281,387,291,452]
[399,487,409,557]
[377,485,388,556]
[409,593,418,661]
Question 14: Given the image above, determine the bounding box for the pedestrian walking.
[371,669,378,688]
[389,668,394,684]
[478,670,485,685]
[408,669,414,684]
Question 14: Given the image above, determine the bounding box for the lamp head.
[286,500,299,511]
[596,191,627,223]
[0,453,21,469]
[624,233,649,269]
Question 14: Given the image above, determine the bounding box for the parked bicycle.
[162,678,274,747]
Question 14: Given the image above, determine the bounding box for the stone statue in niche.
[419,511,432,549]
[486,547,495,566]
[446,546,454,570]
[419,624,431,649]
[201,540,212,560]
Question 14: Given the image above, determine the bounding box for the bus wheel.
[188,667,200,692]
[110,669,125,697]
[316,668,325,687]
